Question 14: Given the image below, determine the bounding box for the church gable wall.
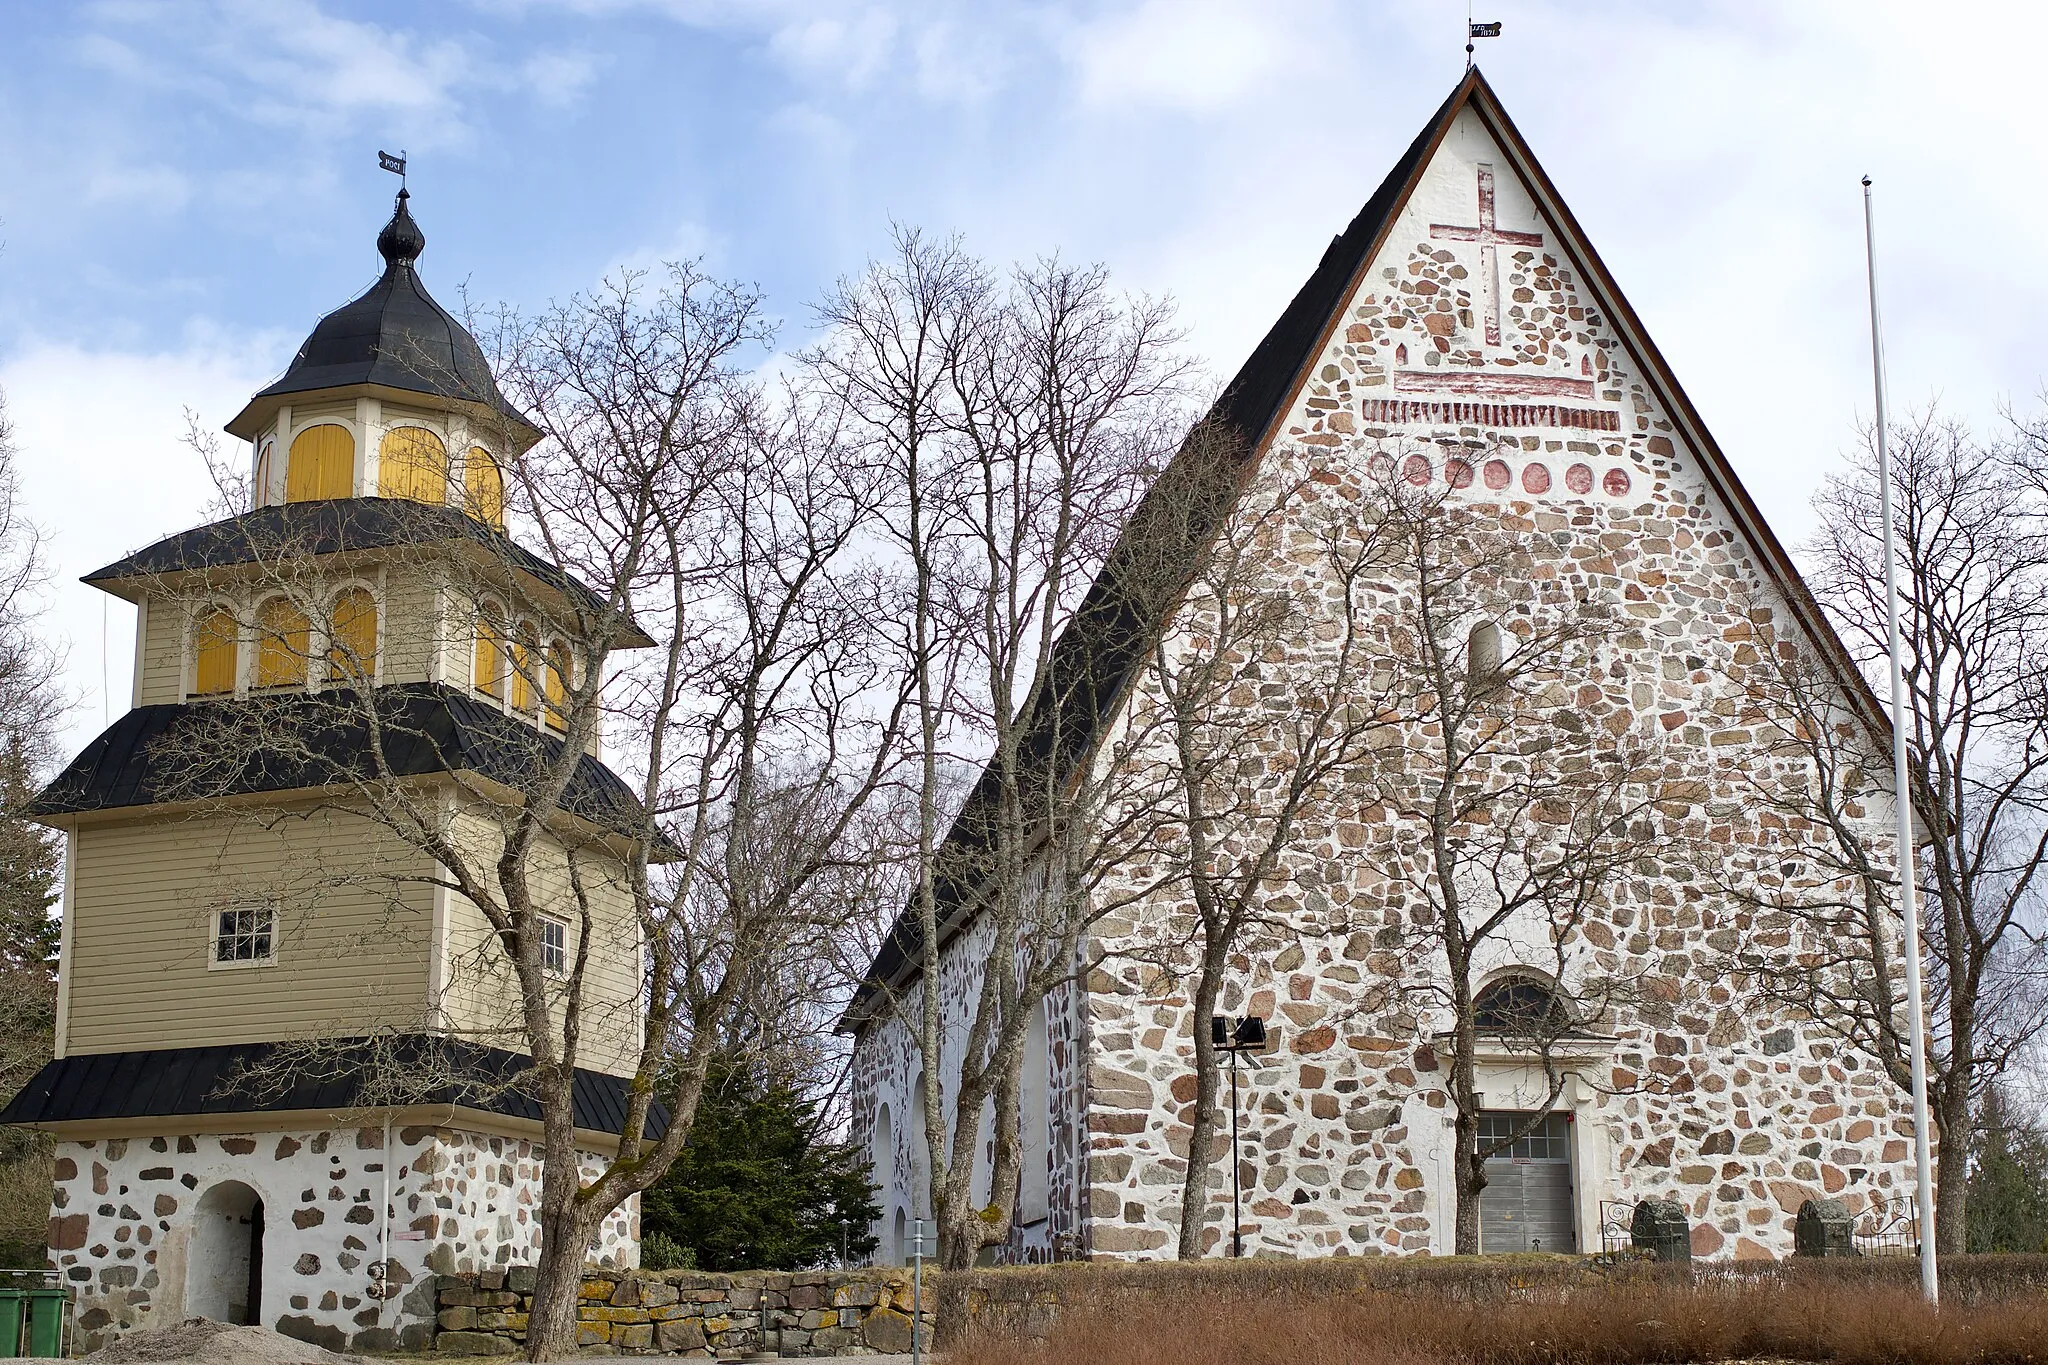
[1073,109,1916,1261]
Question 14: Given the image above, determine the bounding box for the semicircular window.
[1473,974,1572,1038]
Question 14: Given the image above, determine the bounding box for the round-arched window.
[1473,974,1571,1037]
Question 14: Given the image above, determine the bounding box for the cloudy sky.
[2,0,2043,754]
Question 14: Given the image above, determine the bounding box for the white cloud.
[1061,0,1334,112]
[1,327,284,754]
[520,49,602,106]
[80,0,482,146]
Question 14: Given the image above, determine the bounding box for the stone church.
[1,192,653,1350]
[844,70,1919,1263]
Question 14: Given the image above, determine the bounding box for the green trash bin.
[0,1288,22,1359]
[20,1290,62,1360]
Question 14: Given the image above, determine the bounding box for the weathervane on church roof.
[1467,6,1501,69]
[378,147,408,190]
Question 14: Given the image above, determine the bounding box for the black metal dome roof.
[242,190,522,423]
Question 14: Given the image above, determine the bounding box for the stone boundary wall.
[435,1267,937,1356]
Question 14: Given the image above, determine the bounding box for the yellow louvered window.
[329,587,378,685]
[378,426,449,504]
[193,607,238,696]
[285,424,355,502]
[510,623,539,713]
[254,596,310,689]
[474,601,506,697]
[543,641,571,730]
[464,447,506,529]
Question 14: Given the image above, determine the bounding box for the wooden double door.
[1477,1111,1577,1253]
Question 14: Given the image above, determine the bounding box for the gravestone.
[1630,1198,1691,1263]
[1795,1198,1857,1257]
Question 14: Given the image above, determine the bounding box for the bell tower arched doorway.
[187,1181,265,1326]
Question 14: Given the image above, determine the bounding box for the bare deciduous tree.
[812,229,1193,1268]
[1782,411,2048,1254]
[159,264,906,1360]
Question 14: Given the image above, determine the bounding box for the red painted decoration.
[1402,454,1431,486]
[1483,459,1511,490]
[1603,467,1632,497]
[1566,463,1593,494]
[1429,164,1543,347]
[1446,458,1474,489]
[1522,463,1551,494]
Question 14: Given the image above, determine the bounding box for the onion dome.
[227,190,530,440]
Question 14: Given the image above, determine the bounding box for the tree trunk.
[1932,1072,1972,1257]
[1175,965,1225,1259]
[1451,1102,1484,1256]
[524,1206,591,1362]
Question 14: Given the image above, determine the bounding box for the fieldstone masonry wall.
[434,1267,936,1357]
[47,1123,637,1353]
[1076,105,1920,1260]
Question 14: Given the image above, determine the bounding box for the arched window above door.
[1473,973,1572,1038]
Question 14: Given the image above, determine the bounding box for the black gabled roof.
[0,1036,667,1139]
[237,190,527,429]
[838,77,1468,1032]
[82,497,652,646]
[31,681,652,843]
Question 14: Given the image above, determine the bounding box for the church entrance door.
[1476,1112,1576,1253]
[187,1180,265,1326]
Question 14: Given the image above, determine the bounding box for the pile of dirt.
[83,1318,371,1365]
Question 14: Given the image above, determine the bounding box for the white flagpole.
[1861,174,1939,1305]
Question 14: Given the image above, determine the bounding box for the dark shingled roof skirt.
[0,1036,667,1140]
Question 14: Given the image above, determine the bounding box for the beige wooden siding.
[437,805,643,1078]
[135,592,184,705]
[63,806,436,1055]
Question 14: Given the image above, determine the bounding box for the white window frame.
[539,914,568,975]
[208,902,278,970]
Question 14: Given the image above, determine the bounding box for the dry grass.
[947,1270,2048,1365]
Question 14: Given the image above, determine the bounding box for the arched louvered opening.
[328,587,378,685]
[378,426,449,504]
[464,446,506,529]
[253,596,310,690]
[193,606,239,696]
[285,424,354,502]
[473,600,507,698]
[543,640,571,730]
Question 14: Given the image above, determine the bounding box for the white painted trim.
[130,594,148,709]
[53,832,76,1058]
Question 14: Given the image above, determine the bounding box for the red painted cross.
[1428,164,1542,347]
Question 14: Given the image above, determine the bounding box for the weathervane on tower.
[378,147,408,191]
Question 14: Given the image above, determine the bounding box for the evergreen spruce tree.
[1967,1085,2048,1254]
[641,1060,879,1271]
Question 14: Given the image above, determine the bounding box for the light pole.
[1210,1014,1268,1258]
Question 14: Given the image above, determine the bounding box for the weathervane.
[1467,3,1501,69]
[377,148,408,191]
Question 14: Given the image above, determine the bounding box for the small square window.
[213,904,276,967]
[540,916,567,974]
